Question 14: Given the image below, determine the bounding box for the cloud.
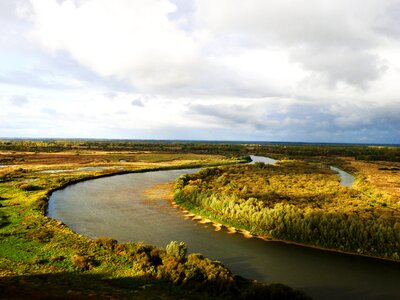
[195,0,391,89]
[329,101,400,131]
[373,2,400,39]
[187,99,312,132]
[291,48,388,88]
[189,103,253,126]
[9,95,29,106]
[185,98,400,143]
[25,0,198,91]
[2,0,399,144]
[41,108,57,115]
[103,91,118,99]
[195,0,383,48]
[131,99,144,107]
[20,0,400,95]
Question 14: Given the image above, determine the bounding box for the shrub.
[72,254,97,270]
[253,162,267,169]
[26,228,53,242]
[19,183,42,191]
[166,241,187,260]
[95,237,118,250]
[185,253,236,294]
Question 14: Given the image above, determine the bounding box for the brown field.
[349,158,400,198]
[0,150,227,166]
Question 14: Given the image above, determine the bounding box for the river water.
[48,157,399,300]
[330,166,355,187]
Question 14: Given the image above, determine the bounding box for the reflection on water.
[249,155,277,164]
[330,166,355,187]
[48,160,399,300]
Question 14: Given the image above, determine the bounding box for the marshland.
[1,140,399,299]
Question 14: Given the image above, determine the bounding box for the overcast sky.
[1,0,400,143]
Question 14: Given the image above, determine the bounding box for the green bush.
[166,241,187,260]
[95,237,118,250]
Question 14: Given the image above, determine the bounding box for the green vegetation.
[0,139,250,159]
[0,145,308,299]
[1,139,399,162]
[174,161,400,260]
[250,144,400,162]
[3,138,398,298]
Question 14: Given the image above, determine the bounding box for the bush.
[253,162,267,169]
[95,237,118,250]
[72,254,97,270]
[26,228,53,242]
[19,183,42,191]
[166,241,187,260]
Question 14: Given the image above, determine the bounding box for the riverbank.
[0,150,309,299]
[141,180,400,266]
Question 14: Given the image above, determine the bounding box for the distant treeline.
[0,140,246,157]
[1,139,399,162]
[250,144,400,162]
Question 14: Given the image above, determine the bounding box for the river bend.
[48,157,399,300]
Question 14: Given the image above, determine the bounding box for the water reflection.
[330,166,355,187]
[249,155,277,164]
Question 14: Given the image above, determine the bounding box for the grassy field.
[0,148,308,299]
[348,158,400,197]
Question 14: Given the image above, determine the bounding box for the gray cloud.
[131,99,145,107]
[291,48,388,88]
[9,95,29,106]
[187,99,400,143]
[189,103,266,128]
[373,2,400,39]
[196,0,390,89]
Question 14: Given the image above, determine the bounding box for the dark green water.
[48,159,399,300]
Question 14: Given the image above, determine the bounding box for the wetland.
[1,140,399,299]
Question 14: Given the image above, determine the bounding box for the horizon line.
[0,137,399,147]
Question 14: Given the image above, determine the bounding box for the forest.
[174,160,400,260]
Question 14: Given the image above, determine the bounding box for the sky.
[1,0,400,144]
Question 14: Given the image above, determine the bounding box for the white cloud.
[1,0,399,143]
[9,95,29,106]
[194,0,383,48]
[194,0,392,88]
[25,0,198,90]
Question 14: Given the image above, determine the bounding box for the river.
[48,157,399,300]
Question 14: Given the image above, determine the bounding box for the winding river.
[48,157,400,300]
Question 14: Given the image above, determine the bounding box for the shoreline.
[45,159,247,213]
[168,200,400,264]
[47,163,398,265]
